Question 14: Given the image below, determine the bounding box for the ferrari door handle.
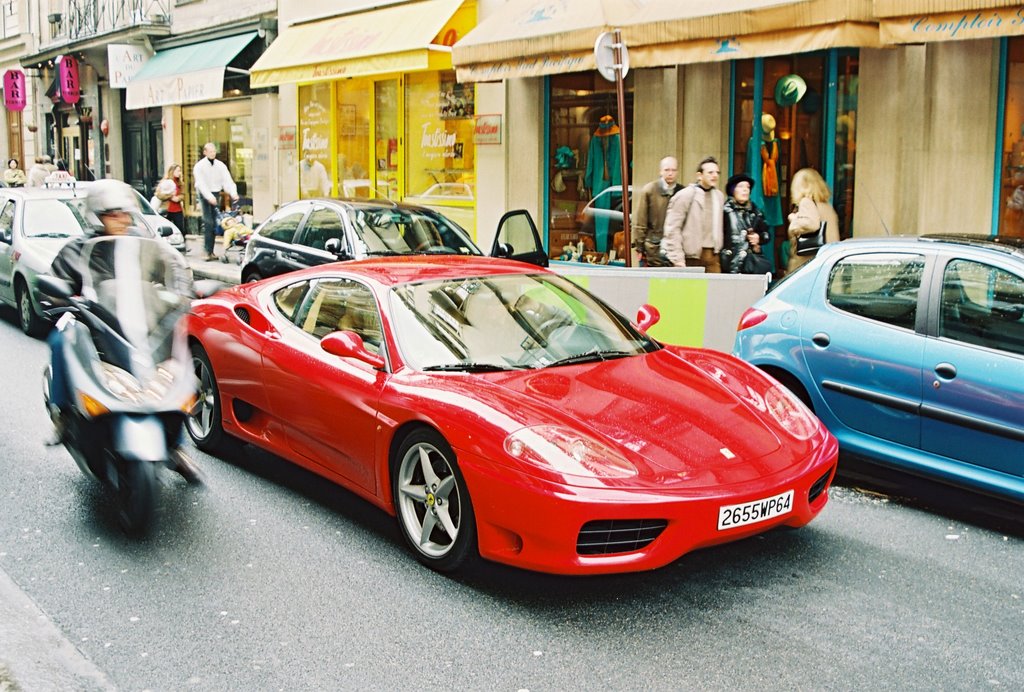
[811,332,830,348]
[934,362,957,380]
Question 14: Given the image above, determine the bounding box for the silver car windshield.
[388,273,657,371]
[23,198,89,238]
[346,207,480,257]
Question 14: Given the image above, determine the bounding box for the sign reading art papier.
[57,55,80,104]
[3,69,26,111]
[108,44,150,88]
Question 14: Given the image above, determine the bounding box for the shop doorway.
[374,79,400,201]
[122,104,163,197]
[731,50,859,272]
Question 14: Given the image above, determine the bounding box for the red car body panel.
[186,257,838,574]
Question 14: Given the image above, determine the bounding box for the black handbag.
[796,220,827,256]
[741,250,773,275]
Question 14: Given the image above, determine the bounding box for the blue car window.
[939,259,1024,356]
[826,253,925,330]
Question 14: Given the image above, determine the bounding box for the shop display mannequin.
[747,113,785,270]
[585,115,622,252]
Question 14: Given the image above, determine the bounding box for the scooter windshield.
[78,235,192,375]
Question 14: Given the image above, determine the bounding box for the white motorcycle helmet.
[85,179,139,232]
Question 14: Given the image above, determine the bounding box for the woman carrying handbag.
[786,168,840,273]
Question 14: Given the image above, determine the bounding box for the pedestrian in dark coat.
[721,173,771,274]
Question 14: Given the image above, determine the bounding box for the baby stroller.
[218,202,252,264]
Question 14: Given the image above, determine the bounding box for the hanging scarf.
[761,139,779,198]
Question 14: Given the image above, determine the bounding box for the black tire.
[392,429,477,573]
[17,280,47,338]
[242,269,262,284]
[116,456,157,537]
[186,343,235,455]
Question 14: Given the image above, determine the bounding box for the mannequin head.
[761,113,776,141]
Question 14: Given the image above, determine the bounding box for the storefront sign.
[474,114,501,145]
[127,67,224,109]
[3,69,26,111]
[57,55,80,104]
[108,44,150,89]
[881,9,1024,44]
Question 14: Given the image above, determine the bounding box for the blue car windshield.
[23,198,89,238]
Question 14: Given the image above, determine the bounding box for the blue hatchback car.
[733,234,1024,505]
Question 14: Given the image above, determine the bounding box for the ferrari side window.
[939,259,1024,356]
[272,281,310,322]
[826,253,925,330]
[294,279,383,353]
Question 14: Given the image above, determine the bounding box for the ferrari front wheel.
[393,429,477,572]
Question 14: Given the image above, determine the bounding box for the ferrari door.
[491,210,548,267]
[920,257,1024,476]
[260,277,387,492]
[799,250,928,448]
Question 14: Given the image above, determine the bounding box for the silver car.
[0,187,92,336]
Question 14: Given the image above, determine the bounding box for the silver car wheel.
[187,353,216,440]
[396,441,462,559]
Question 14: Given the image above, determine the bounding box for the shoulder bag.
[741,250,773,275]
[796,220,827,256]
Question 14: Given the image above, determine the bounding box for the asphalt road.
[0,307,1021,691]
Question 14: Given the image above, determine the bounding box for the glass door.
[374,79,400,201]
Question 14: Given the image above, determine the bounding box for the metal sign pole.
[612,29,631,267]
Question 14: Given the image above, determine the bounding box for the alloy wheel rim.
[187,357,216,439]
[397,442,461,558]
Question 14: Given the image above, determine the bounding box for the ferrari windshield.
[23,198,90,238]
[388,273,658,371]
[345,206,481,257]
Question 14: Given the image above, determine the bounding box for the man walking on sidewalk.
[193,142,238,261]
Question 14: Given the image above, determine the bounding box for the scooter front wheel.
[115,455,157,537]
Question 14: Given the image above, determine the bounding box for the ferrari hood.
[487,348,788,487]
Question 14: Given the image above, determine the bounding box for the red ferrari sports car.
[185,256,837,575]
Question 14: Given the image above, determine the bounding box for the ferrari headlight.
[764,384,818,440]
[504,425,637,479]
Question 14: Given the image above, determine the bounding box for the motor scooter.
[40,235,198,536]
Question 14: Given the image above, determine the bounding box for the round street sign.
[594,31,629,83]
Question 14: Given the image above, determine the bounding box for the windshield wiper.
[422,362,527,372]
[31,232,73,238]
[545,350,634,368]
[364,250,403,256]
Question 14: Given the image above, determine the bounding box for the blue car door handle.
[811,332,830,348]
[934,362,957,380]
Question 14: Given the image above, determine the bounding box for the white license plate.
[717,490,794,530]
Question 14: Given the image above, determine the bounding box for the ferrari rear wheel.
[393,429,477,572]
[186,344,235,456]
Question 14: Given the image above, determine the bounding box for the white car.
[133,190,186,253]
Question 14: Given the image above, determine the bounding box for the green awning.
[126,32,257,109]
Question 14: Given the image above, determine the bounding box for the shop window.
[336,81,371,198]
[404,71,475,213]
[183,115,254,216]
[732,52,858,269]
[298,83,334,200]
[999,38,1024,237]
[547,72,633,261]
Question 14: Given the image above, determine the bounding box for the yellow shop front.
[250,0,479,235]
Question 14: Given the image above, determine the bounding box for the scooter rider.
[46,179,202,483]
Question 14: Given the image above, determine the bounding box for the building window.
[183,115,253,215]
[999,37,1024,237]
[298,83,334,200]
[547,72,633,261]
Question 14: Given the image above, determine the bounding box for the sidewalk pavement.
[0,566,115,690]
[184,233,241,285]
